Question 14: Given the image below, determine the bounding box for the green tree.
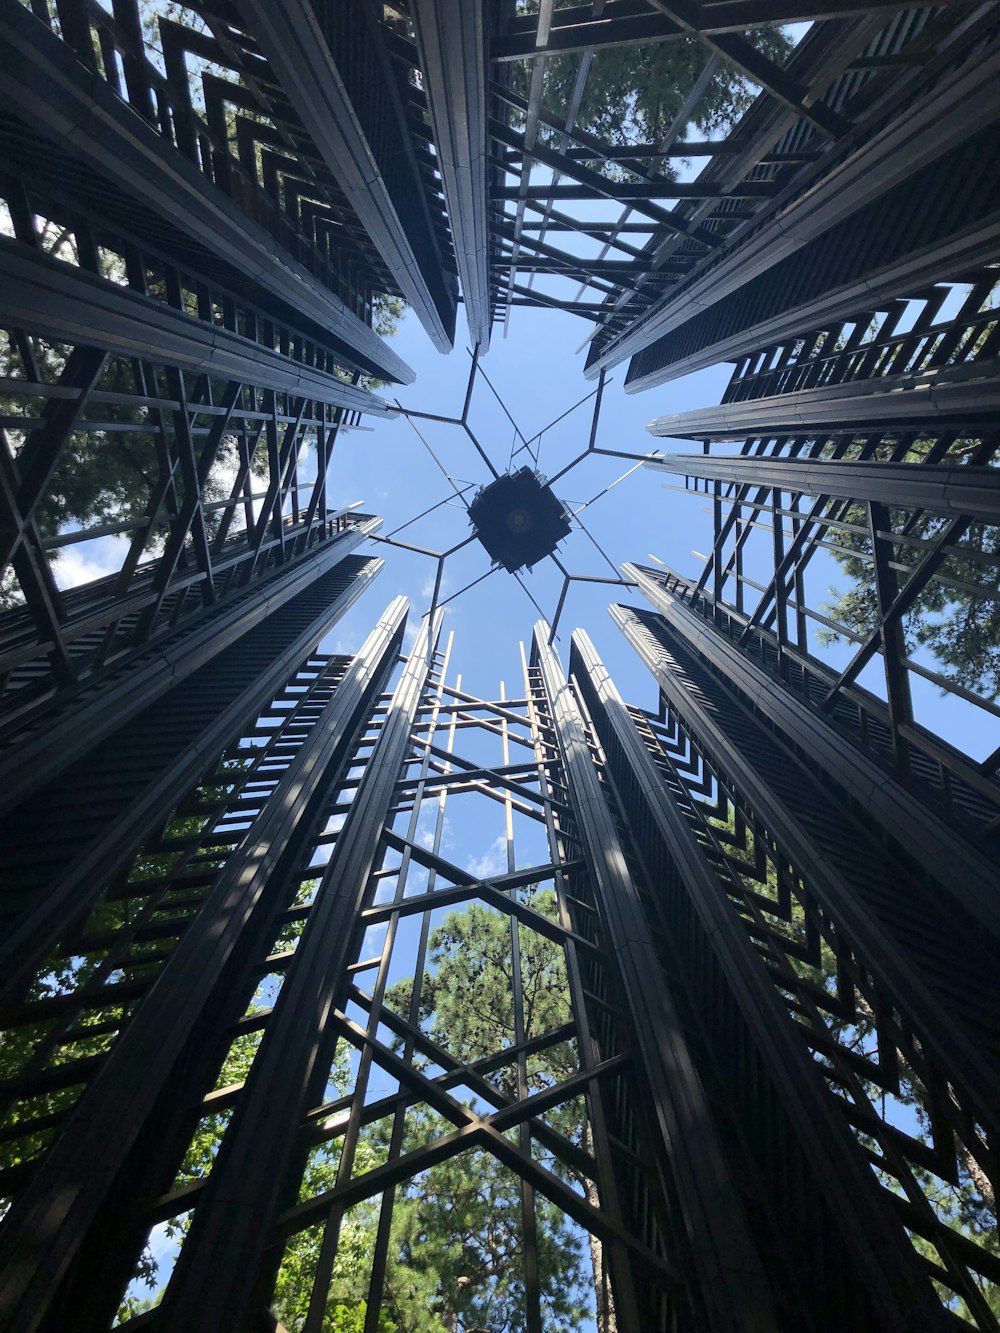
[511,15,792,149]
[819,495,1000,701]
[376,892,598,1333]
[105,893,599,1330]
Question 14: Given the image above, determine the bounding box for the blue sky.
[323,303,731,709]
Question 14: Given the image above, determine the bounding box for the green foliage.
[377,1147,588,1333]
[389,892,574,1092]
[268,896,592,1331]
[818,483,1000,700]
[512,20,792,149]
[373,294,407,341]
[105,895,594,1330]
[273,1205,399,1333]
[374,892,592,1331]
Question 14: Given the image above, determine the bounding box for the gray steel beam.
[623,200,1000,388]
[0,597,408,1333]
[158,609,441,1330]
[411,0,491,348]
[645,451,1000,523]
[0,519,381,815]
[532,625,779,1333]
[0,556,383,1009]
[569,627,944,1330]
[588,33,1000,378]
[0,239,395,416]
[612,590,1000,1136]
[495,0,943,59]
[234,0,457,353]
[0,0,413,385]
[624,560,1000,942]
[646,359,1000,440]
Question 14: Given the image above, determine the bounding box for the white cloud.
[403,618,421,652]
[50,536,131,591]
[467,833,508,880]
[420,568,451,600]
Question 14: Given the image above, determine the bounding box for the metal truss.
[4,593,994,1328]
[640,403,1000,838]
[647,264,1000,440]
[594,591,1000,1322]
[591,4,1000,383]
[0,150,405,766]
[0,2,998,1329]
[0,552,381,1000]
[383,350,651,637]
[714,269,1000,410]
[5,0,998,372]
[578,612,1000,1327]
[621,559,999,912]
[636,256,1000,842]
[0,601,406,1330]
[0,601,768,1332]
[229,0,457,350]
[0,0,417,379]
[0,511,378,809]
[411,0,1000,371]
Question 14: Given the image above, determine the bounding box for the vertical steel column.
[531,624,779,1333]
[0,0,413,385]
[611,598,1000,1109]
[232,0,457,351]
[608,33,1000,386]
[0,557,382,1000]
[158,611,442,1330]
[498,681,543,1333]
[569,626,947,1329]
[0,598,409,1332]
[0,522,381,813]
[608,596,1000,1324]
[623,561,1000,937]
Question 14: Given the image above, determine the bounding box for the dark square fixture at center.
[468,468,572,572]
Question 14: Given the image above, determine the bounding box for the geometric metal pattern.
[0,602,408,1329]
[594,602,1000,1327]
[643,265,1000,832]
[5,0,999,366]
[1,0,999,1329]
[0,552,382,991]
[0,603,754,1331]
[3,592,997,1328]
[0,0,417,381]
[468,467,572,571]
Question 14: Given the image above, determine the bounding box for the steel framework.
[1,0,999,1329]
[2,595,996,1329]
[0,604,743,1329]
[643,261,1000,835]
